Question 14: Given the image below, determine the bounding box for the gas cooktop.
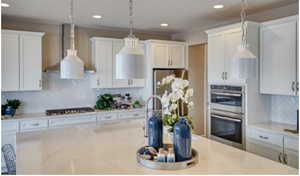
[46,107,95,116]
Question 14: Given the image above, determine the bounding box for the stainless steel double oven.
[208,84,245,149]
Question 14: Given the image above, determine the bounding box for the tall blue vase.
[148,113,163,149]
[173,117,192,162]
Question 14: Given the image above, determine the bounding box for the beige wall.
[188,44,207,135]
[2,18,171,70]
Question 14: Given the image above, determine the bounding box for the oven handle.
[211,92,242,97]
[212,114,242,122]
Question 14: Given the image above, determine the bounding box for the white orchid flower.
[188,101,194,109]
[170,103,178,112]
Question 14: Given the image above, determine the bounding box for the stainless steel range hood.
[44,24,95,73]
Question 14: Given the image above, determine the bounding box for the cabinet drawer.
[118,110,145,119]
[49,115,96,127]
[247,128,283,147]
[20,119,48,131]
[97,112,118,122]
[284,136,299,152]
[2,120,18,133]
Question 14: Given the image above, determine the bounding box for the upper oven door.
[211,91,242,107]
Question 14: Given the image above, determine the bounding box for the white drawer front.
[2,121,18,133]
[49,115,96,127]
[97,113,118,122]
[284,136,299,152]
[20,119,48,131]
[118,110,145,119]
[247,128,283,147]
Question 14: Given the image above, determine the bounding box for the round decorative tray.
[136,144,198,170]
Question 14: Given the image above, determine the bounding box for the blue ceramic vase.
[5,106,16,117]
[173,117,192,162]
[148,113,163,149]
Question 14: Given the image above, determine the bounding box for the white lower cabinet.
[118,110,145,119]
[97,112,118,122]
[20,119,48,132]
[247,138,283,163]
[246,127,299,168]
[1,120,18,173]
[49,115,97,127]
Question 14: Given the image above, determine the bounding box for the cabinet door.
[224,31,242,81]
[94,40,113,88]
[20,35,42,90]
[112,40,130,88]
[169,44,185,68]
[246,138,283,164]
[285,149,299,169]
[260,19,297,95]
[207,34,225,82]
[1,32,19,91]
[152,44,169,68]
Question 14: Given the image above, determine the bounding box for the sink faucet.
[144,95,163,137]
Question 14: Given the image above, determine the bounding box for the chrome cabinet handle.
[39,80,42,88]
[278,153,282,163]
[225,72,228,80]
[170,57,172,66]
[32,123,40,126]
[296,82,299,92]
[259,135,269,140]
[104,116,112,119]
[292,81,295,92]
[97,79,100,86]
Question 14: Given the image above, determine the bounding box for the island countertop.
[17,119,298,174]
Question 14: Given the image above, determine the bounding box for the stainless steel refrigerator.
[153,69,188,115]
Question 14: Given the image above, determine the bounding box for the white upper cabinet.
[2,32,20,91]
[20,34,43,90]
[90,37,145,89]
[153,43,169,68]
[169,44,185,68]
[206,22,259,84]
[260,16,298,96]
[91,39,113,88]
[2,30,44,92]
[207,33,225,82]
[148,40,187,69]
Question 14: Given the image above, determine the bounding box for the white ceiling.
[2,0,297,34]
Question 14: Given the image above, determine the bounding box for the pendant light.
[116,0,145,79]
[234,0,256,59]
[61,0,84,79]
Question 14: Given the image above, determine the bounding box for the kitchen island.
[17,119,298,174]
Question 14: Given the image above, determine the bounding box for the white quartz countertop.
[2,108,145,121]
[248,122,299,138]
[17,119,298,174]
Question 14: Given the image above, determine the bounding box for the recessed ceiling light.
[93,15,102,19]
[160,23,168,27]
[214,4,224,9]
[1,3,10,7]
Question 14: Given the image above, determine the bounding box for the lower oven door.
[210,114,242,145]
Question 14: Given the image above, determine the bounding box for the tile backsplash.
[1,73,145,114]
[270,95,299,125]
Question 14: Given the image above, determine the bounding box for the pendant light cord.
[69,0,75,50]
[241,0,248,46]
[128,0,135,38]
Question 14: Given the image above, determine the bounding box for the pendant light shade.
[116,37,145,79]
[234,0,256,60]
[235,44,256,59]
[60,0,84,79]
[116,0,145,79]
[61,49,84,79]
